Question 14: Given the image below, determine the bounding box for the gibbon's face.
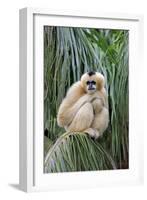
[86,80,97,94]
[81,71,105,94]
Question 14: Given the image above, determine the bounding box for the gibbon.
[57,71,109,139]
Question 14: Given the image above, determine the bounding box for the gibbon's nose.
[88,83,95,90]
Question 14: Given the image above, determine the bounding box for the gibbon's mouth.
[88,88,95,90]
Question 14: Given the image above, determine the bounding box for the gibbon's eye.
[91,81,96,85]
[86,81,96,85]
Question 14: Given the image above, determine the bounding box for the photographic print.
[43,26,129,173]
[19,9,143,191]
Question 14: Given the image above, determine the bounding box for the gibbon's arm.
[65,81,85,102]
[57,81,90,127]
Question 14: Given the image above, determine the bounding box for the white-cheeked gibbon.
[57,71,109,139]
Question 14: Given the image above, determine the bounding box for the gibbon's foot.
[84,128,100,140]
[94,129,100,139]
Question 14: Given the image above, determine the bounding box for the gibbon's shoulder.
[66,81,85,97]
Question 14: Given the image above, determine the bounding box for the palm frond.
[44,132,116,173]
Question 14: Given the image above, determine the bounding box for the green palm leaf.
[44,132,116,173]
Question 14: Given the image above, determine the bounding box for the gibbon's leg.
[82,98,106,139]
[91,107,109,138]
[67,102,94,133]
[57,94,91,127]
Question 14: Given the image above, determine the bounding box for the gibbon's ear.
[96,72,105,90]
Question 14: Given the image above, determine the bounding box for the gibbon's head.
[81,71,105,94]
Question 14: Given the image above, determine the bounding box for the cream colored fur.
[57,72,109,139]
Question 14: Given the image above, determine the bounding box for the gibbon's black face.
[85,71,97,94]
[86,80,97,94]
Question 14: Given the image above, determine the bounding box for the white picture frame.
[19,7,144,192]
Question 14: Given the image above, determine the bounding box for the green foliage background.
[44,26,129,173]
